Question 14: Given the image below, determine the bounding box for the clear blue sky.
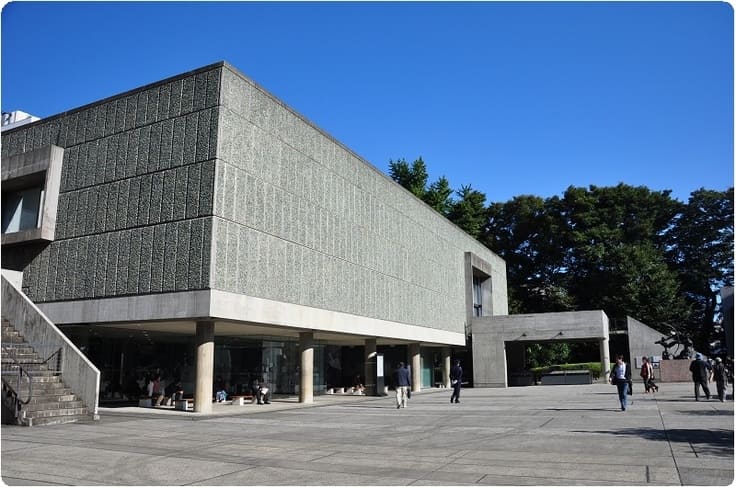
[2,1,733,204]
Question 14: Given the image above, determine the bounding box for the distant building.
[2,110,40,132]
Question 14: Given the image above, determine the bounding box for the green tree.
[388,157,428,199]
[664,188,734,351]
[484,195,572,314]
[448,185,487,239]
[525,343,571,368]
[423,176,454,215]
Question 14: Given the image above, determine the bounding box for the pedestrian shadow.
[677,409,733,416]
[543,408,619,412]
[580,427,733,455]
[654,398,716,402]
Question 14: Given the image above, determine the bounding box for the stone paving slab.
[1,382,732,485]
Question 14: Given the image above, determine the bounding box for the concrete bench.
[175,399,194,411]
[231,395,255,405]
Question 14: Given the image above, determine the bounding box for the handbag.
[407,389,411,399]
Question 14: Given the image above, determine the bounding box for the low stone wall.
[658,359,691,382]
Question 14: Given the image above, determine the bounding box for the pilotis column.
[300,332,314,403]
[364,338,377,395]
[442,347,451,388]
[600,336,611,380]
[409,343,421,392]
[194,321,215,414]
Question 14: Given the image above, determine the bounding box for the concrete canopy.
[471,310,610,387]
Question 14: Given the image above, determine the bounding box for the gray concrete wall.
[210,63,507,334]
[472,310,609,387]
[627,316,665,365]
[1,64,222,302]
[1,273,100,415]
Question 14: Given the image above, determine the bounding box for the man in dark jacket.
[690,353,712,401]
[395,362,411,409]
[450,360,463,404]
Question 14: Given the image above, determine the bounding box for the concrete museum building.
[2,62,516,414]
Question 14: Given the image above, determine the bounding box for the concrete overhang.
[472,310,610,342]
[37,289,466,347]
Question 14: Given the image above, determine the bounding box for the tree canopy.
[388,157,734,354]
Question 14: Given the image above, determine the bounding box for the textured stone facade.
[2,61,507,337]
[2,65,221,301]
[210,65,506,334]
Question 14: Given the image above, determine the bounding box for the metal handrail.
[1,344,33,412]
[2,344,62,374]
[40,347,63,375]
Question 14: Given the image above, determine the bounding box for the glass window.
[473,276,483,317]
[1,186,43,234]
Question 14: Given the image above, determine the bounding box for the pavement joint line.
[538,418,554,428]
[655,395,685,485]
[179,465,257,486]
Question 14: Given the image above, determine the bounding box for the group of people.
[394,360,463,409]
[610,352,731,411]
[214,376,271,405]
[689,353,730,402]
[146,375,184,406]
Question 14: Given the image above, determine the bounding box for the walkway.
[1,382,732,485]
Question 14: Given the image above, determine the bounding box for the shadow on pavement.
[582,427,733,454]
[543,408,619,412]
[678,409,734,415]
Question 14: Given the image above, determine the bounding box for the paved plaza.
[1,382,733,486]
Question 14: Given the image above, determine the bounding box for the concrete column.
[600,336,611,380]
[299,332,314,403]
[364,338,377,395]
[442,347,451,388]
[409,343,421,392]
[194,321,215,414]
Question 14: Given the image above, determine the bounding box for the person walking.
[712,357,728,402]
[395,362,411,409]
[450,360,463,404]
[640,356,658,393]
[689,353,712,401]
[609,355,631,411]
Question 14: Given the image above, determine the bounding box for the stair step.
[26,407,88,419]
[6,386,74,397]
[27,414,89,427]
[24,400,85,412]
[4,375,64,384]
[26,394,79,403]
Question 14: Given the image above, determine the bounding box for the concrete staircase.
[2,319,89,426]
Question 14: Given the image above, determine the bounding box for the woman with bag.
[640,356,659,393]
[609,355,632,411]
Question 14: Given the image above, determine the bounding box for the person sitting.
[255,378,271,404]
[353,375,365,395]
[164,379,184,406]
[214,376,228,403]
